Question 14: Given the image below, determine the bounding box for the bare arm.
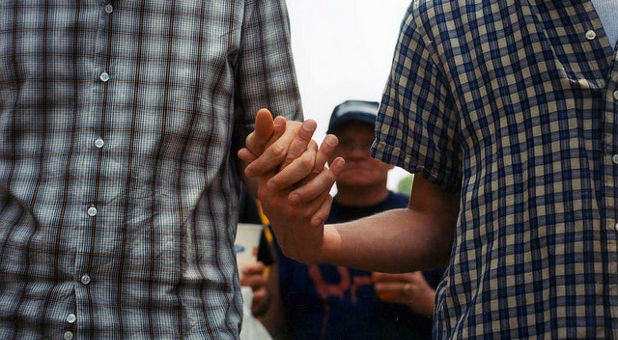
[260,172,457,272]
[240,110,458,272]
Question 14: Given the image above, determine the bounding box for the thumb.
[246,108,275,156]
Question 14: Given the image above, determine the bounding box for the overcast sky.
[286,0,413,191]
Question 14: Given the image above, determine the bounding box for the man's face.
[329,121,393,188]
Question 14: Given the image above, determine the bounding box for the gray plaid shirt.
[0,1,301,339]
[373,0,617,338]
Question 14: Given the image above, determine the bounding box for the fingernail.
[274,118,283,127]
[325,135,338,146]
[303,121,316,131]
[332,158,344,170]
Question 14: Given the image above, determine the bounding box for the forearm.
[316,207,454,273]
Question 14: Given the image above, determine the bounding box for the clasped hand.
[238,109,344,263]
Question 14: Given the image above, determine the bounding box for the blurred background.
[286,0,413,193]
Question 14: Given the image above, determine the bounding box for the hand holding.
[238,109,344,262]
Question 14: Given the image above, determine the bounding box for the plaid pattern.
[0,0,301,339]
[373,0,617,339]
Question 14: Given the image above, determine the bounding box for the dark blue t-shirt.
[275,191,444,340]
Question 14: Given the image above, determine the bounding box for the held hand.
[372,271,436,318]
[258,157,345,263]
[239,109,319,182]
[239,109,344,262]
[239,261,270,316]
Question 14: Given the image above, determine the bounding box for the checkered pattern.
[372,0,617,338]
[0,0,301,338]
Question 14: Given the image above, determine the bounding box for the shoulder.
[405,0,505,41]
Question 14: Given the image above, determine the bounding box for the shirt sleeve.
[235,0,303,133]
[371,5,462,193]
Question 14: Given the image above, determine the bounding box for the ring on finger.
[403,283,412,293]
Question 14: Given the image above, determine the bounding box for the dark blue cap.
[326,100,379,134]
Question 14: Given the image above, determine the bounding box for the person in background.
[263,100,443,340]
[0,1,307,338]
[238,189,277,318]
[241,0,618,338]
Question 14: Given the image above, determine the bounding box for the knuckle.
[299,156,313,172]
[270,143,287,159]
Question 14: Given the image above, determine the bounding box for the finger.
[370,273,410,283]
[267,141,318,191]
[245,109,274,156]
[244,121,302,177]
[375,291,400,302]
[371,272,388,282]
[281,120,317,169]
[374,281,407,293]
[237,148,258,164]
[374,282,403,302]
[240,273,267,288]
[310,193,333,227]
[288,156,345,205]
[252,288,267,302]
[241,262,265,275]
[314,134,339,173]
[272,116,286,141]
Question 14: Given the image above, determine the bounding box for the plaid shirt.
[0,1,301,339]
[373,0,617,339]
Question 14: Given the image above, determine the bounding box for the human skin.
[239,110,458,273]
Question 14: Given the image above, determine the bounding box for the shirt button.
[104,4,113,14]
[612,154,618,165]
[94,138,105,149]
[64,331,74,340]
[614,222,618,232]
[87,206,98,217]
[585,30,596,40]
[99,72,110,82]
[80,274,91,285]
[66,313,76,324]
[613,90,618,101]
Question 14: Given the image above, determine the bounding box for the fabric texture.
[372,0,617,339]
[591,0,618,48]
[276,192,444,340]
[0,1,301,339]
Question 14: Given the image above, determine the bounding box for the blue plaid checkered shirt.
[372,0,617,338]
[0,1,301,339]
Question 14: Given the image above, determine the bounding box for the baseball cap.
[326,100,379,134]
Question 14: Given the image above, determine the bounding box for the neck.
[334,182,390,207]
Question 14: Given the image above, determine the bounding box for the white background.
[286,0,413,192]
